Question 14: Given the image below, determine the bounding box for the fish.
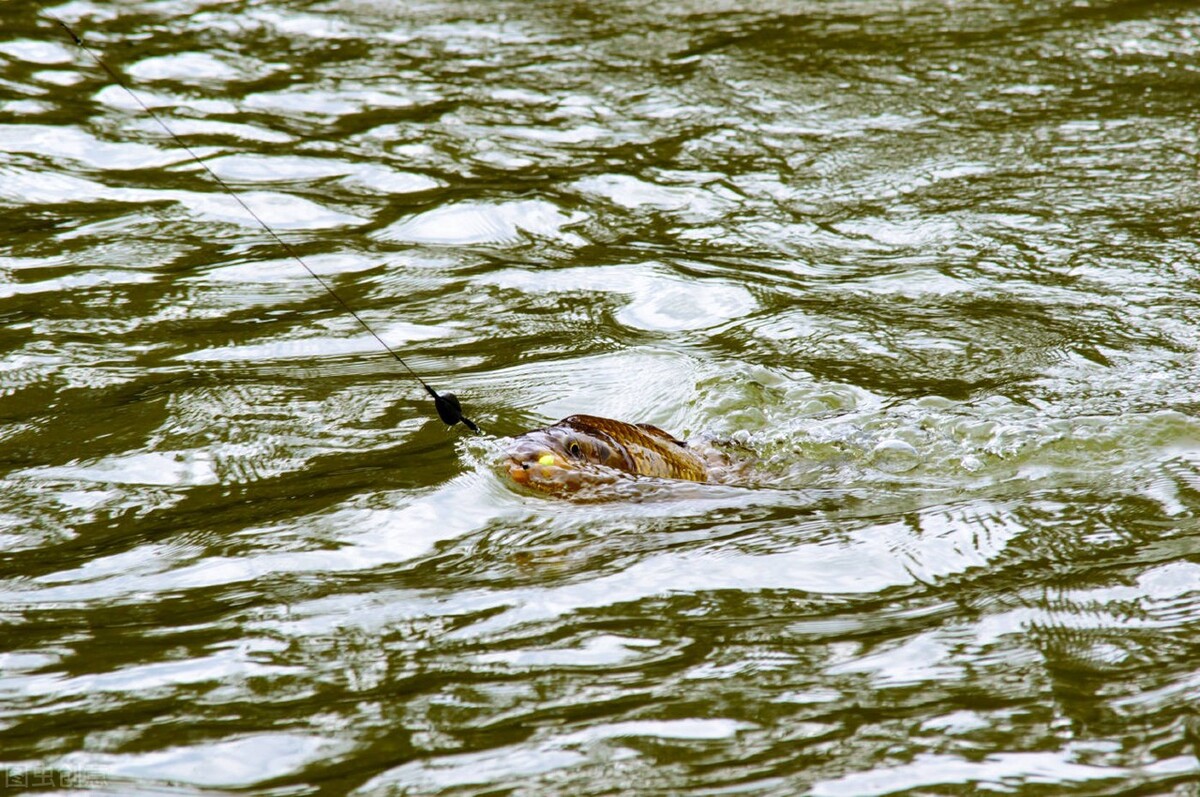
[503,414,710,493]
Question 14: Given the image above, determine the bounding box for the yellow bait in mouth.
[538,454,556,466]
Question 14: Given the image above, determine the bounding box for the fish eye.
[567,440,582,458]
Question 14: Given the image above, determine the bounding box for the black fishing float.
[42,8,481,433]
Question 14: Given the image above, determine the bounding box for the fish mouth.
[503,453,626,494]
[505,453,574,490]
[505,456,535,485]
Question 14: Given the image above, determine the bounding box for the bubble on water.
[871,439,921,473]
[960,454,985,473]
[617,280,755,332]
[374,199,586,246]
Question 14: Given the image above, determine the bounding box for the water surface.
[3,0,1200,794]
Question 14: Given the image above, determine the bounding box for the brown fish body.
[504,414,709,492]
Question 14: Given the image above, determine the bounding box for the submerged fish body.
[503,414,709,492]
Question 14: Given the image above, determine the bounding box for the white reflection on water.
[374,199,587,246]
[0,164,363,227]
[809,751,1198,797]
[59,733,346,789]
[481,263,756,332]
[19,450,219,487]
[356,718,751,794]
[3,639,293,700]
[473,633,661,667]
[127,51,246,83]
[0,123,184,169]
[0,38,76,64]
[174,320,456,362]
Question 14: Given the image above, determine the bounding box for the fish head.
[502,421,633,492]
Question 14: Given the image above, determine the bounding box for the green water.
[3,0,1200,794]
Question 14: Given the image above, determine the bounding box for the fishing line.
[39,6,481,433]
